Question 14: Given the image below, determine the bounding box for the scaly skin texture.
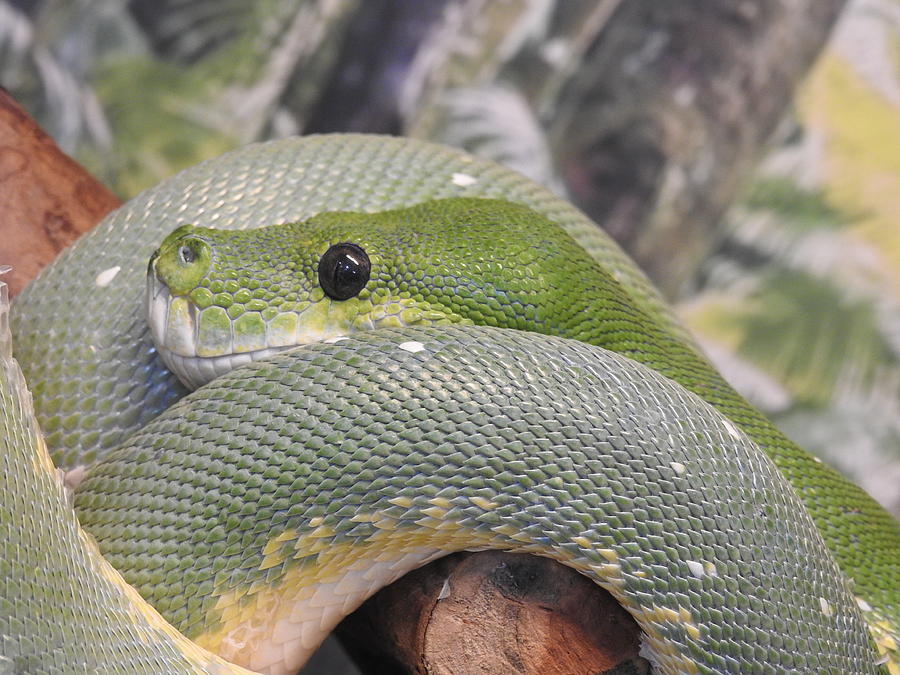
[0,285,254,675]
[74,325,880,673]
[146,196,900,659]
[4,135,898,672]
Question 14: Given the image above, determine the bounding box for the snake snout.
[146,266,295,390]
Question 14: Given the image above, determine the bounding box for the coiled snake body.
[2,135,898,673]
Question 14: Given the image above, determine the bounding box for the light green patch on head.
[196,306,231,357]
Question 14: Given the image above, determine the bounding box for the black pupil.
[179,245,195,264]
[319,243,370,301]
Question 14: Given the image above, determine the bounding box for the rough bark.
[336,553,647,675]
[0,88,121,298]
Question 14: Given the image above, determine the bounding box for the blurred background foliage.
[1,0,898,522]
[682,1,900,515]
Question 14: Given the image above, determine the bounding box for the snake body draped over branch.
[2,134,898,673]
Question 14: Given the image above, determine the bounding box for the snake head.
[149,223,312,390]
[146,197,607,392]
[146,221,386,390]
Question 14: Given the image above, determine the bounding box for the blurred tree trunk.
[308,0,849,297]
[547,0,850,297]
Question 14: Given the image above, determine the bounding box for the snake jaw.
[160,349,289,391]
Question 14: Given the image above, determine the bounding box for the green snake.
[2,134,898,673]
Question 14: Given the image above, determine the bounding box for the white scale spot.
[398,341,426,353]
[686,560,705,579]
[438,578,451,600]
[95,265,121,287]
[819,597,833,617]
[63,465,87,492]
[323,336,348,344]
[451,172,477,187]
[855,597,873,612]
[670,461,686,475]
[722,419,742,441]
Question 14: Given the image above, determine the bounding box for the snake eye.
[174,237,207,267]
[179,245,196,264]
[152,229,212,296]
[318,243,370,301]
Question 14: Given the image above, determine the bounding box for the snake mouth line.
[147,273,305,390]
[159,348,291,391]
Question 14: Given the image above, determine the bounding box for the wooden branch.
[336,552,647,675]
[0,87,121,298]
